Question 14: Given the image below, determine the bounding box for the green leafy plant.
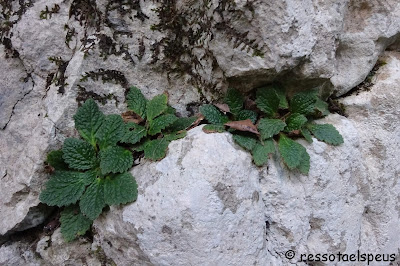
[200,86,344,174]
[40,99,138,241]
[124,86,197,161]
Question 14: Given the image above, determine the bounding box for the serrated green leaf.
[47,150,69,170]
[258,118,286,140]
[233,134,257,151]
[132,138,150,152]
[143,138,170,161]
[307,124,344,145]
[301,128,313,143]
[39,171,95,207]
[96,114,125,149]
[120,122,147,145]
[104,172,138,205]
[290,90,318,115]
[275,86,289,109]
[146,93,168,121]
[60,205,92,242]
[314,98,330,117]
[164,131,187,141]
[100,146,133,175]
[285,113,308,132]
[80,178,105,220]
[225,88,243,116]
[278,134,306,169]
[148,114,178,136]
[199,104,229,125]
[126,86,147,119]
[165,105,176,115]
[62,138,97,170]
[168,117,197,132]
[251,139,275,167]
[236,110,257,124]
[255,88,280,117]
[297,149,310,174]
[73,99,105,146]
[202,124,225,133]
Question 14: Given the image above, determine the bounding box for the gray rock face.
[94,52,400,265]
[0,0,400,264]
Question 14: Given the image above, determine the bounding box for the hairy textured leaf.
[126,86,147,119]
[251,139,275,166]
[80,179,105,220]
[164,131,187,141]
[104,172,138,205]
[314,98,330,117]
[96,114,125,149]
[168,117,197,132]
[146,93,168,121]
[233,134,257,151]
[199,104,229,125]
[60,205,92,242]
[285,113,308,132]
[100,146,133,175]
[62,138,97,170]
[73,99,105,146]
[307,124,344,145]
[202,124,225,133]
[120,122,147,145]
[225,88,243,115]
[290,90,318,115]
[143,138,170,161]
[297,149,310,174]
[236,110,257,124]
[275,86,289,109]
[165,105,176,115]
[40,171,95,207]
[301,128,313,143]
[148,114,178,136]
[225,120,259,135]
[47,150,69,170]
[255,88,280,117]
[258,118,286,140]
[278,134,306,169]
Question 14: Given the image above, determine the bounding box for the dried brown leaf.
[188,114,204,130]
[214,103,230,113]
[244,98,257,110]
[224,119,260,135]
[121,111,144,124]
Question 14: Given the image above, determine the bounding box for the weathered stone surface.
[94,126,269,265]
[0,240,42,266]
[36,228,113,266]
[1,0,400,264]
[93,52,400,265]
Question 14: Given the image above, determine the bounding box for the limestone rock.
[0,240,42,266]
[93,52,400,265]
[36,228,113,266]
[1,0,400,264]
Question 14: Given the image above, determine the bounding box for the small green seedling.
[124,87,197,160]
[40,99,138,241]
[200,86,344,174]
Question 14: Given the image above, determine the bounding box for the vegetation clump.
[200,86,344,174]
[40,87,197,241]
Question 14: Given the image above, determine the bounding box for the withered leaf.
[188,114,204,130]
[121,111,144,124]
[224,119,260,135]
[244,98,257,110]
[214,103,230,114]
